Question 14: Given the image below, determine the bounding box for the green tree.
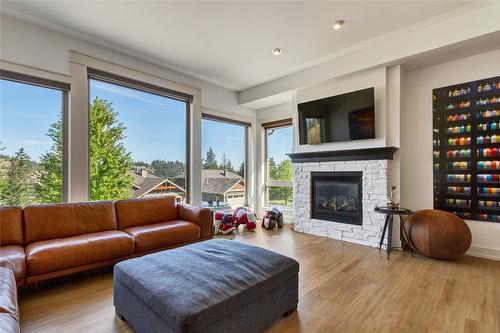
[268,157,278,179]
[151,159,185,178]
[268,158,293,206]
[276,159,292,181]
[238,162,245,178]
[36,117,63,203]
[203,147,218,169]
[219,153,235,173]
[0,142,6,197]
[36,97,133,202]
[134,161,150,168]
[89,97,133,200]
[0,148,35,206]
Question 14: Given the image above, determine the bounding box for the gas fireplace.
[311,171,363,225]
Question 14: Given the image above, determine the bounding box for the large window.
[201,114,249,209]
[264,119,293,208]
[88,71,190,202]
[0,71,68,206]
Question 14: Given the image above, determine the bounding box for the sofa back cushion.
[0,207,23,246]
[23,201,117,243]
[115,196,178,229]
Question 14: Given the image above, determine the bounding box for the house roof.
[200,169,242,180]
[131,170,184,198]
[173,169,244,196]
[201,170,244,196]
[203,178,244,196]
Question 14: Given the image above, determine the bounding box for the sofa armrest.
[177,204,213,238]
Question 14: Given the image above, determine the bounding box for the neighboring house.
[131,168,185,200]
[173,169,245,208]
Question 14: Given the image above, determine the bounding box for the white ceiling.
[0,1,478,91]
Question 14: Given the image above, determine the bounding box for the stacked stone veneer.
[293,159,391,247]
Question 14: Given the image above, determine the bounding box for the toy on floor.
[233,206,257,230]
[213,211,236,235]
[262,207,284,230]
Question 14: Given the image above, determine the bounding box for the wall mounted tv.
[298,87,375,145]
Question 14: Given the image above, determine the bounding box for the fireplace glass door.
[311,172,363,225]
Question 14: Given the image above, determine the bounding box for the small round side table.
[374,206,413,260]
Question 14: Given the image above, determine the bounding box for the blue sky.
[89,79,187,163]
[267,126,293,163]
[1,79,62,162]
[1,78,292,167]
[202,119,245,167]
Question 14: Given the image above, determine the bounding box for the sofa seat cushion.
[26,231,135,276]
[123,220,200,253]
[0,246,26,284]
[0,268,18,317]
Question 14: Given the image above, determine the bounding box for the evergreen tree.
[89,97,133,200]
[0,142,6,197]
[238,162,245,178]
[219,153,235,173]
[0,148,35,206]
[36,97,133,202]
[134,161,150,168]
[151,159,185,178]
[36,117,63,203]
[220,153,228,170]
[225,160,234,173]
[203,147,218,169]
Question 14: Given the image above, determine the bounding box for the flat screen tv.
[298,87,375,145]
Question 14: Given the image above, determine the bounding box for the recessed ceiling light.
[272,48,283,56]
[333,20,345,30]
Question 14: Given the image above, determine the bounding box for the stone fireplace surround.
[290,147,397,248]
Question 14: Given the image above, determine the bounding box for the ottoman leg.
[115,309,125,321]
[284,306,297,317]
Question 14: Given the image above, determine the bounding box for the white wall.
[293,67,389,152]
[0,14,256,205]
[239,2,500,105]
[402,49,500,260]
[0,15,253,117]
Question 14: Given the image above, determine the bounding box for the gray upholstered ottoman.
[113,239,299,333]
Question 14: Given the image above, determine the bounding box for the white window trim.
[263,122,293,210]
[201,110,253,207]
[0,62,71,203]
[69,51,202,203]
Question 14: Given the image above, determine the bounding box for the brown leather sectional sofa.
[0,196,212,285]
[0,267,19,333]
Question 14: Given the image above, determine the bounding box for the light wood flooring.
[18,224,500,333]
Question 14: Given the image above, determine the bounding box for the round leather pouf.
[404,209,472,259]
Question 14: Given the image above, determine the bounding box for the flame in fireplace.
[320,195,358,212]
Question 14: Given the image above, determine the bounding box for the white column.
[68,63,89,202]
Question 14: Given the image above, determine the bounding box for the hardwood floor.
[19,224,500,333]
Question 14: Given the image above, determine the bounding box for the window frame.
[263,118,293,209]
[0,69,70,203]
[87,68,192,202]
[201,113,251,206]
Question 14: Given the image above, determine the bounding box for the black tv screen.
[298,87,375,144]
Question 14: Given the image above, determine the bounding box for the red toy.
[214,211,236,235]
[233,207,257,230]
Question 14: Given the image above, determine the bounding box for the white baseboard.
[467,246,500,261]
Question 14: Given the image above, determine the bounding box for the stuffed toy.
[262,207,284,230]
[213,211,236,235]
[233,206,257,230]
